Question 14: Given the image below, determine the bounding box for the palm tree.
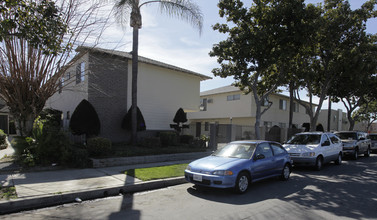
[113,0,203,145]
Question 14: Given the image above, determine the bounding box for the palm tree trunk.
[131,27,139,145]
[327,97,331,131]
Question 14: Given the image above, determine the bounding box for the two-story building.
[187,85,317,143]
[46,46,210,142]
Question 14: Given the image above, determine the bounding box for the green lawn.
[124,163,188,181]
[0,186,17,200]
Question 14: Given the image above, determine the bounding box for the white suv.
[283,132,343,170]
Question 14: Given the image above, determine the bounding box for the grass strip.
[0,186,17,200]
[124,163,188,181]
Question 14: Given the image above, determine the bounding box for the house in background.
[0,99,9,134]
[187,85,317,143]
[317,109,349,131]
[46,46,210,142]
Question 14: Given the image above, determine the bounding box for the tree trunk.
[288,83,294,139]
[14,114,35,137]
[255,105,261,140]
[131,27,139,145]
[253,93,262,140]
[327,97,331,131]
[348,114,355,131]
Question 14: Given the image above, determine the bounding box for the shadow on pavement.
[109,169,141,220]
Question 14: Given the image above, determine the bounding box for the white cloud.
[179,37,201,47]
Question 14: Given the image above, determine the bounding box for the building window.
[279,123,286,128]
[264,121,272,128]
[293,102,299,112]
[279,99,287,110]
[66,72,71,81]
[227,94,240,101]
[205,122,209,131]
[200,98,207,111]
[76,62,85,84]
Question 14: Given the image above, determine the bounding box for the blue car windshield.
[212,143,256,159]
[287,134,321,145]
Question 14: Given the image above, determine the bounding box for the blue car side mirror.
[255,154,265,160]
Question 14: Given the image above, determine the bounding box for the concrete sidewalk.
[0,160,197,215]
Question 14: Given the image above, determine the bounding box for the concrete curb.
[0,177,187,215]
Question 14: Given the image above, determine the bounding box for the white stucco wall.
[46,53,89,128]
[128,61,201,130]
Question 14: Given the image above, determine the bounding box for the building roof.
[201,85,318,106]
[76,46,211,81]
[201,85,239,96]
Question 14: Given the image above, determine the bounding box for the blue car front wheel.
[235,172,250,194]
[280,164,291,181]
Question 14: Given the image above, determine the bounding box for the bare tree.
[0,0,109,136]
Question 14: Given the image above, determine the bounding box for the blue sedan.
[185,140,292,193]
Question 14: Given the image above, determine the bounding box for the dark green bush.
[35,129,70,165]
[12,115,71,167]
[180,135,194,144]
[39,108,62,128]
[69,99,101,137]
[11,136,30,157]
[122,106,146,131]
[159,132,178,146]
[139,137,161,148]
[0,129,7,149]
[87,137,112,157]
[64,145,91,168]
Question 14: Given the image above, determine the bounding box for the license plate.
[193,174,202,182]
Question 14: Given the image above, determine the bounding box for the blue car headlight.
[186,165,191,171]
[212,170,233,176]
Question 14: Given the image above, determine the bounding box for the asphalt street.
[3,154,377,220]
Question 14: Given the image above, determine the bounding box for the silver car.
[283,132,343,171]
[367,133,377,153]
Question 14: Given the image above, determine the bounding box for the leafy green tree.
[293,0,377,131]
[353,100,377,132]
[329,33,377,130]
[0,0,67,54]
[210,0,312,139]
[112,0,203,144]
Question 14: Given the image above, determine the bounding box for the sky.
[95,0,377,111]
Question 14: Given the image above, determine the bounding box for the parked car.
[283,132,343,170]
[367,133,377,153]
[334,131,371,160]
[184,140,292,193]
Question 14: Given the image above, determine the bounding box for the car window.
[321,135,330,146]
[368,134,377,140]
[336,132,357,140]
[358,133,363,140]
[255,143,273,159]
[270,143,285,156]
[329,135,341,144]
[286,134,321,145]
[212,143,256,159]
